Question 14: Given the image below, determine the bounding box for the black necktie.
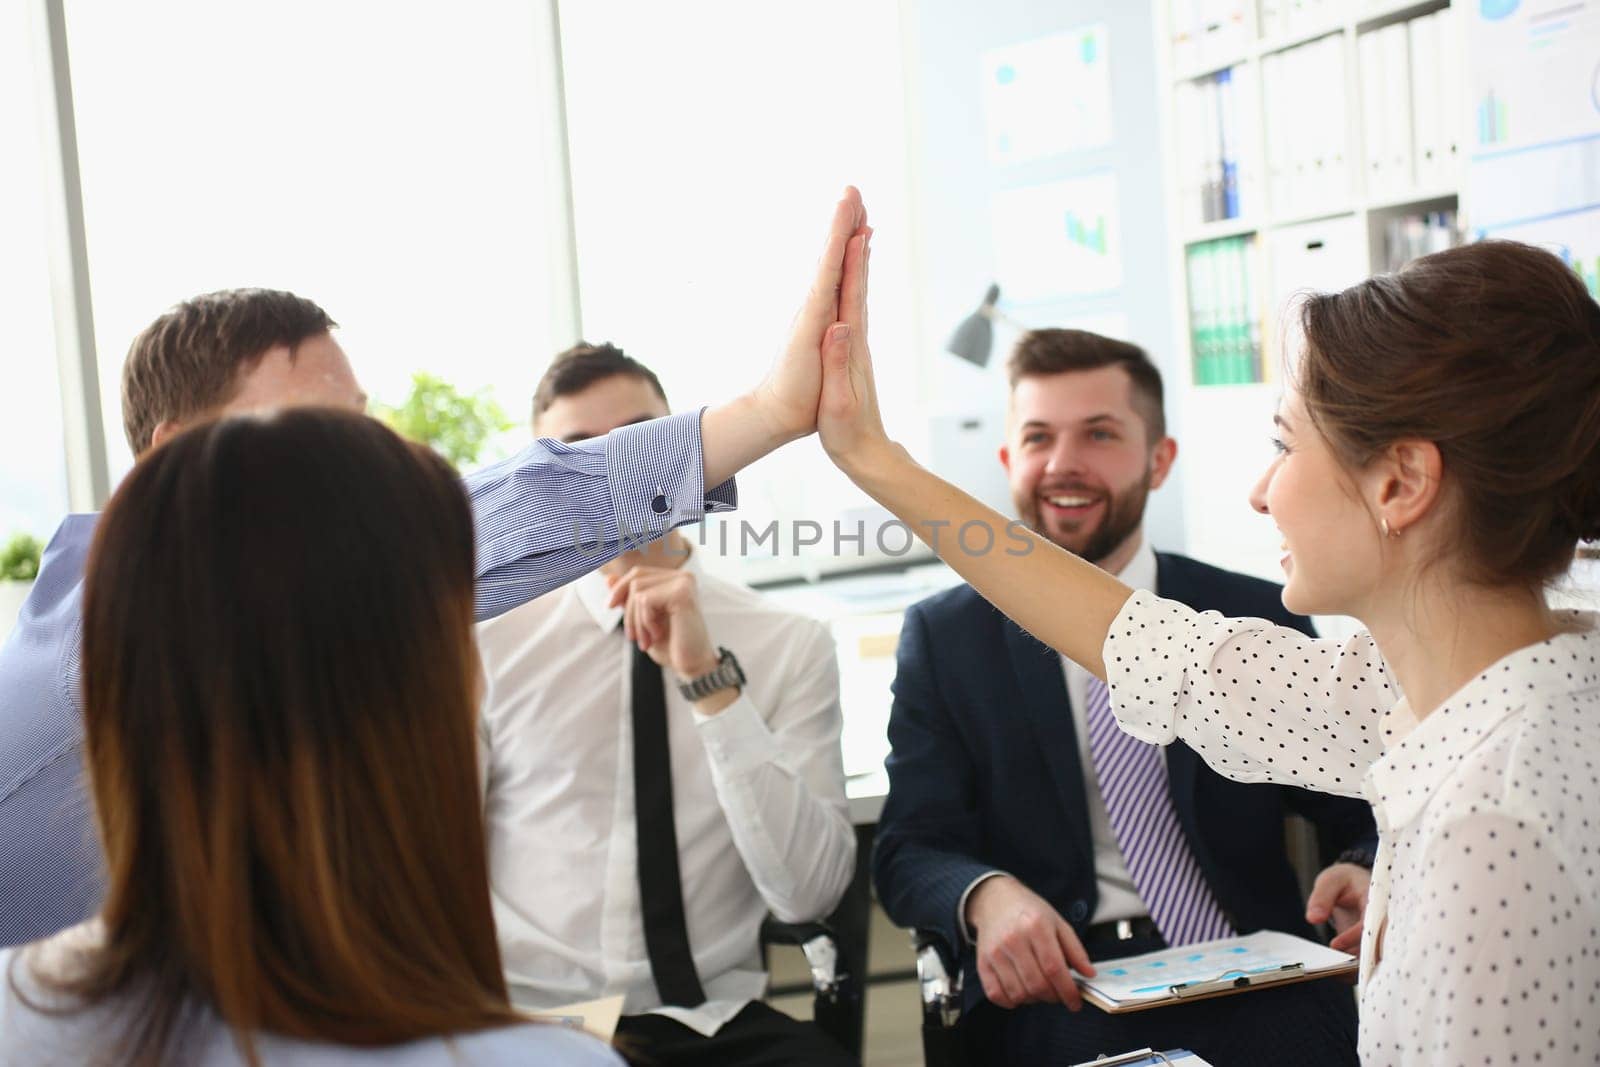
[630,644,707,1007]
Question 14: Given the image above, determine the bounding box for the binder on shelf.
[1202,76,1223,221]
[1176,80,1204,230]
[1224,239,1249,383]
[1232,61,1261,219]
[1435,5,1462,183]
[1186,242,1213,385]
[1408,12,1441,190]
[1358,29,1386,198]
[1182,65,1253,225]
[1378,22,1414,195]
[1243,237,1263,382]
[1262,52,1291,216]
[1321,35,1351,208]
[1187,237,1261,386]
[1217,67,1239,220]
[1216,241,1241,383]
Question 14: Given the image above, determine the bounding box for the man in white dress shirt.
[476,343,857,1067]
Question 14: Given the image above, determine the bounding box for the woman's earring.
[1380,518,1396,539]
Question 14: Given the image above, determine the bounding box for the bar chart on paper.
[1076,930,1355,1011]
[981,24,1113,165]
[1467,0,1600,298]
[990,172,1123,302]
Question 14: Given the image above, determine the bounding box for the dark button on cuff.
[1068,900,1089,922]
[650,493,671,515]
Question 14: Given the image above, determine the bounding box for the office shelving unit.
[1152,0,1467,587]
[1159,0,1465,381]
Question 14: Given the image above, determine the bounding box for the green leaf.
[373,372,513,470]
[1,533,43,582]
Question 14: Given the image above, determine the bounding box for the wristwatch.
[1335,846,1377,870]
[678,647,745,702]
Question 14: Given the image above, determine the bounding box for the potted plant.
[374,372,512,471]
[1,532,43,638]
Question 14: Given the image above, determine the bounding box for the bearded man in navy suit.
[873,329,1376,1066]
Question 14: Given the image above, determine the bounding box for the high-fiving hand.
[701,187,868,488]
[753,187,868,442]
[817,204,896,476]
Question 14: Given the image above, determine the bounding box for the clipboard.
[528,994,625,1040]
[1069,1050,1215,1067]
[1075,930,1358,1014]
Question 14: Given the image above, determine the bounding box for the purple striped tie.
[1084,676,1233,946]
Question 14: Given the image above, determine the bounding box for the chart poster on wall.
[980,25,1113,166]
[1466,0,1600,297]
[990,173,1123,302]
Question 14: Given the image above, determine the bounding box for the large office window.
[0,2,71,544]
[64,0,568,476]
[559,0,919,581]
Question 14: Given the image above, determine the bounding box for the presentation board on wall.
[1465,0,1600,297]
[980,25,1114,164]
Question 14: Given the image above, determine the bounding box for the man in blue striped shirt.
[0,189,867,949]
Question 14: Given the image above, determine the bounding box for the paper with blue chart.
[1465,0,1600,299]
[990,173,1123,302]
[1077,929,1355,1010]
[980,25,1113,165]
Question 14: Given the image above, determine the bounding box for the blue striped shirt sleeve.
[468,409,737,622]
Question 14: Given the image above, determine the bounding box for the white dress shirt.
[1105,590,1600,1066]
[475,549,855,1037]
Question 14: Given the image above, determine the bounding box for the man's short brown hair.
[530,342,668,426]
[1006,328,1167,441]
[121,288,336,455]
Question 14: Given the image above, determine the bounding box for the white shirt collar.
[1114,534,1159,592]
[573,540,702,634]
[1366,612,1600,830]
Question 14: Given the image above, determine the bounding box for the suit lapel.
[1003,621,1096,872]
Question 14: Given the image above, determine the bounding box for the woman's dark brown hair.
[36,408,519,1063]
[1296,239,1600,587]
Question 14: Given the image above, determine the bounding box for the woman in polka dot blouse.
[818,227,1600,1064]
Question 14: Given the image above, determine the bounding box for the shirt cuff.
[956,870,1011,947]
[605,409,737,546]
[1102,588,1183,746]
[693,695,779,779]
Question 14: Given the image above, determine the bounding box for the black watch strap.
[1335,846,1376,870]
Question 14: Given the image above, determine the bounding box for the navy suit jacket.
[873,551,1378,1009]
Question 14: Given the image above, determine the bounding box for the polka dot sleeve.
[1364,807,1597,1066]
[1101,588,1392,798]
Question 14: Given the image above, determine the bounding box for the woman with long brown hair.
[813,223,1600,1065]
[0,409,620,1065]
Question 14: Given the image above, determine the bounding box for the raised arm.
[468,188,866,620]
[815,228,1129,678]
[816,220,1394,797]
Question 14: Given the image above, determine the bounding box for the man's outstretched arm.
[468,188,866,620]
